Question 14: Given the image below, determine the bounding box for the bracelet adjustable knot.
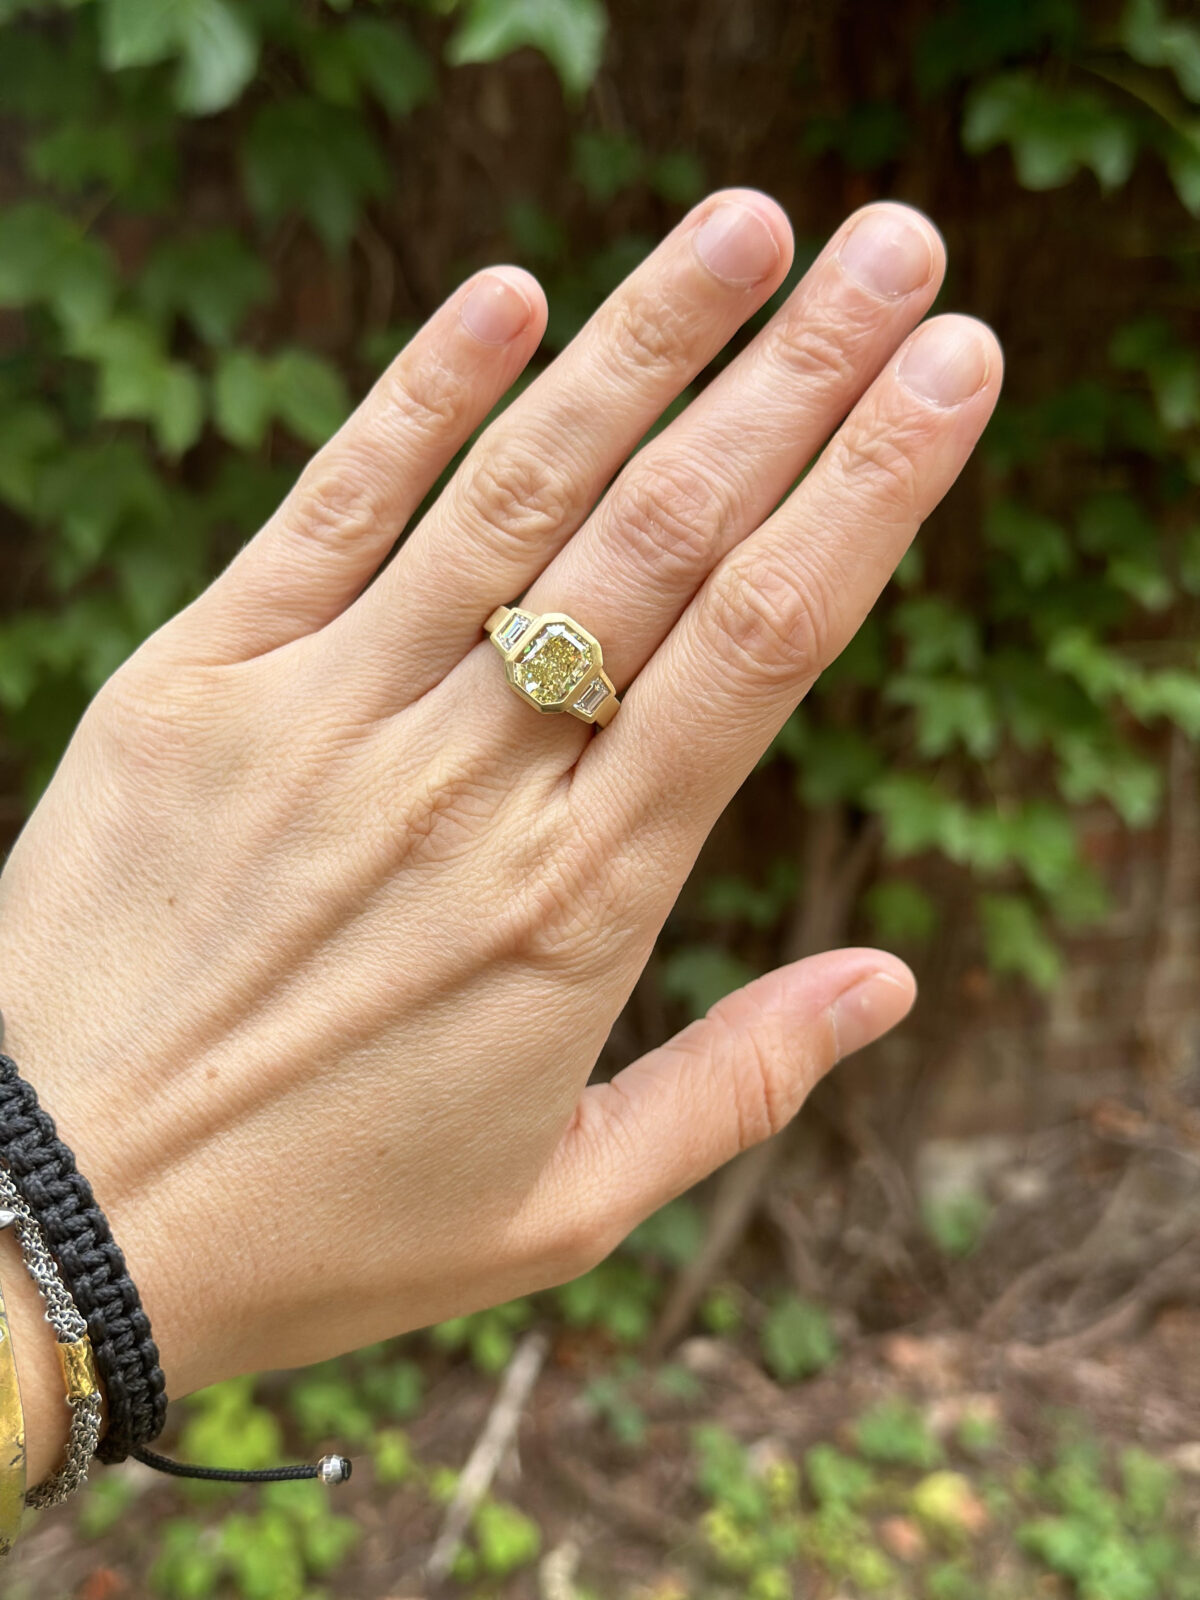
[0,1048,351,1492]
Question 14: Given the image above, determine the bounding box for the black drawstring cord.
[131,1447,352,1485]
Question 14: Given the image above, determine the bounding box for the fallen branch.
[1029,1237,1200,1362]
[426,1329,548,1584]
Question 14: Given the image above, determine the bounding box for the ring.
[484,606,620,727]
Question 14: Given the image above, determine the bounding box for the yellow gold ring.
[485,606,619,728]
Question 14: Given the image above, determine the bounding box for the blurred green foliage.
[692,1408,1200,1600]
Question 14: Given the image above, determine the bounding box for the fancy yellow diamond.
[513,622,591,706]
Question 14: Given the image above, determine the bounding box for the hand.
[0,190,1000,1478]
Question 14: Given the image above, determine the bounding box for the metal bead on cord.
[0,1173,102,1507]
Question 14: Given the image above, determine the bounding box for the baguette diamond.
[496,610,533,649]
[572,677,611,717]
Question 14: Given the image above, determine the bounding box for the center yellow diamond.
[513,622,591,706]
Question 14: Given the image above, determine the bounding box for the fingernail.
[837,208,934,298]
[693,202,781,286]
[829,971,913,1061]
[460,274,533,345]
[897,318,990,407]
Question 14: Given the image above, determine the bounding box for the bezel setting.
[486,606,618,725]
[501,612,605,714]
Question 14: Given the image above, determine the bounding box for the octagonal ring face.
[504,613,604,712]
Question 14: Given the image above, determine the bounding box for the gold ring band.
[485,606,620,728]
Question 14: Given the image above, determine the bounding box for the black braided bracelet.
[0,1043,351,1487]
[0,1051,165,1463]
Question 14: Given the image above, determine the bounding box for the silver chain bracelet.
[0,1168,103,1508]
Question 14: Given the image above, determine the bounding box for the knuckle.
[707,1003,795,1151]
[498,804,642,978]
[288,452,385,557]
[93,660,220,763]
[603,293,690,378]
[550,1205,622,1280]
[829,421,925,520]
[705,554,830,686]
[458,444,575,555]
[379,350,470,436]
[390,748,500,869]
[771,312,860,390]
[609,456,727,584]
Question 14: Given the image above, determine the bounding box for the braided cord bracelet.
[0,1049,350,1489]
[0,1051,163,1463]
[0,1170,103,1507]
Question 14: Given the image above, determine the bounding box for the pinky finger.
[181,267,547,662]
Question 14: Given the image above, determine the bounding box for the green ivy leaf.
[447,0,608,98]
[1121,0,1200,102]
[1056,733,1162,827]
[890,676,999,761]
[100,0,258,114]
[979,892,1062,989]
[213,348,272,449]
[0,202,116,335]
[213,347,349,448]
[346,16,436,116]
[649,149,705,205]
[864,879,938,946]
[70,315,205,456]
[1125,668,1200,737]
[140,228,271,345]
[269,349,350,446]
[244,98,389,251]
[175,0,258,115]
[699,859,798,932]
[893,596,982,674]
[100,0,179,71]
[1164,121,1200,215]
[986,500,1075,586]
[790,722,886,808]
[802,102,910,170]
[760,1294,837,1383]
[0,401,61,514]
[571,129,642,202]
[1110,316,1200,431]
[1046,627,1134,703]
[660,946,757,1021]
[964,71,1136,191]
[36,440,172,585]
[1077,492,1172,610]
